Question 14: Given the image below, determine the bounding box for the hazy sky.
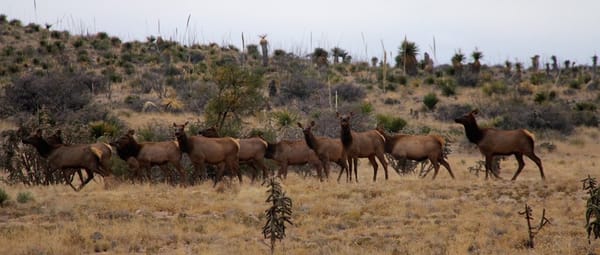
[2,0,599,66]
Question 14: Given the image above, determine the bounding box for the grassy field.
[1,141,599,255]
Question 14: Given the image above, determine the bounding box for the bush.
[334,83,365,102]
[89,120,121,139]
[437,78,457,96]
[423,92,439,110]
[376,114,407,132]
[482,81,508,96]
[0,188,8,207]
[434,104,472,122]
[16,191,34,203]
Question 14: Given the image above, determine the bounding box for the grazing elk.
[375,127,454,180]
[198,127,270,182]
[110,130,186,185]
[21,129,113,191]
[454,109,545,180]
[264,139,324,180]
[337,112,389,182]
[173,122,241,186]
[297,121,349,182]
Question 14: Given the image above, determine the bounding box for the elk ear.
[127,129,135,136]
[184,121,189,126]
[310,121,315,127]
[297,122,303,128]
[173,122,177,127]
[471,109,479,115]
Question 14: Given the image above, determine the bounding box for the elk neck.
[461,118,484,144]
[176,132,192,153]
[303,131,318,150]
[340,125,353,148]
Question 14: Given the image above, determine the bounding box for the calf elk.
[454,109,544,180]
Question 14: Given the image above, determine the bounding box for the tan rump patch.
[522,129,536,140]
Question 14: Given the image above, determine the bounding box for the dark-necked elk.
[110,130,186,185]
[298,121,349,182]
[375,127,454,180]
[198,127,270,182]
[337,112,389,182]
[21,129,113,191]
[173,122,240,186]
[264,139,324,180]
[45,130,88,188]
[454,109,544,180]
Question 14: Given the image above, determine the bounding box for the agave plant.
[471,49,483,74]
[395,38,419,76]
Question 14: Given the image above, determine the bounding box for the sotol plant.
[582,175,600,243]
[262,177,293,255]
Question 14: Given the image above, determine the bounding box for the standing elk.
[198,127,271,182]
[173,122,241,186]
[21,129,113,191]
[110,130,186,185]
[264,139,325,180]
[337,112,389,182]
[297,121,349,182]
[454,109,545,180]
[375,127,454,180]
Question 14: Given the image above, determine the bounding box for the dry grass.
[1,145,598,254]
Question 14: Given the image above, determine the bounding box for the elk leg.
[213,163,226,187]
[485,155,501,180]
[353,157,359,182]
[232,160,242,184]
[526,152,545,180]
[511,153,526,181]
[376,152,389,180]
[172,161,187,187]
[278,162,288,179]
[368,156,379,182]
[255,159,270,180]
[431,159,441,180]
[77,168,95,191]
[439,157,455,179]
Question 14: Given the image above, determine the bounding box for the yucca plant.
[451,50,465,74]
[550,55,558,71]
[471,49,483,74]
[395,38,419,76]
[312,47,329,69]
[582,175,600,243]
[259,34,269,67]
[262,177,293,255]
[331,47,347,64]
[531,55,540,71]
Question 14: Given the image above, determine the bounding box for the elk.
[45,130,87,187]
[297,121,349,182]
[337,112,389,182]
[264,139,324,180]
[454,109,544,180]
[173,122,241,186]
[375,127,454,180]
[110,130,186,185]
[198,127,270,182]
[21,129,113,191]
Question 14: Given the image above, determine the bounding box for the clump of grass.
[16,191,34,203]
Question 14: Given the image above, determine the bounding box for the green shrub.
[529,72,547,85]
[437,79,457,96]
[376,114,407,132]
[0,188,9,207]
[482,81,508,96]
[423,92,439,110]
[89,121,120,139]
[360,102,374,114]
[16,191,34,203]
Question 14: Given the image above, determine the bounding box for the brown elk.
[198,127,270,182]
[21,129,113,191]
[337,112,389,182]
[454,109,544,180]
[264,139,324,180]
[45,130,88,188]
[173,122,241,186]
[297,121,349,182]
[375,127,454,180]
[110,130,186,185]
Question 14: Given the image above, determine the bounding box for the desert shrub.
[437,78,457,96]
[136,121,178,142]
[0,188,8,207]
[482,81,508,96]
[376,114,407,132]
[529,72,547,85]
[534,91,556,104]
[486,100,574,134]
[360,102,374,114]
[575,102,597,112]
[423,92,439,110]
[89,120,121,139]
[16,191,34,203]
[278,74,325,104]
[434,104,473,122]
[334,83,365,102]
[572,111,599,127]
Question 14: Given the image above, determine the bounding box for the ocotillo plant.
[582,175,600,243]
[262,177,293,255]
[519,203,551,248]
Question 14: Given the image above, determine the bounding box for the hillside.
[1,15,600,254]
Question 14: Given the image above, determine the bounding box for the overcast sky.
[2,0,599,66]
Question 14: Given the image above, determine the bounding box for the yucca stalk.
[262,177,293,255]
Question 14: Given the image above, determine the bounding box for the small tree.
[423,92,439,111]
[582,175,600,243]
[395,38,419,76]
[262,177,293,255]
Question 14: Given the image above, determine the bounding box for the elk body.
[454,110,544,180]
[173,122,241,186]
[264,139,324,180]
[375,127,454,180]
[110,130,185,184]
[298,121,349,182]
[21,129,113,191]
[198,127,270,182]
[337,112,389,182]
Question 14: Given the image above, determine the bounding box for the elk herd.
[20,110,546,191]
